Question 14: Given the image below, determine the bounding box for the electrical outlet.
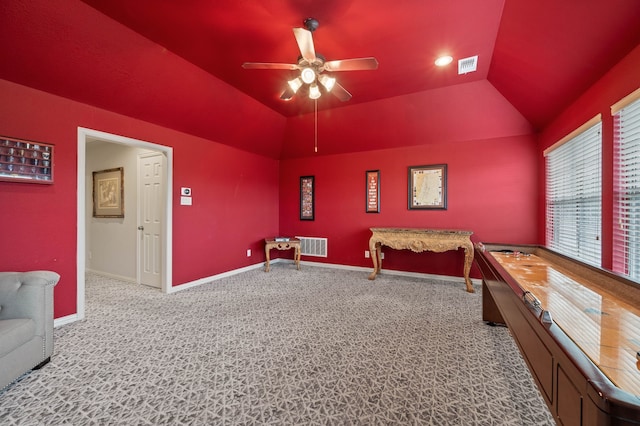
[247,249,251,257]
[365,250,370,258]
[381,252,385,259]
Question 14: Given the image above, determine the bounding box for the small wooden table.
[264,238,301,272]
[368,227,474,292]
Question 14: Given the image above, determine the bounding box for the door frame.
[77,127,173,320]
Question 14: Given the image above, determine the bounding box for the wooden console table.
[368,228,474,292]
[264,238,301,272]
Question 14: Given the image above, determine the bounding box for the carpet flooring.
[0,264,555,425]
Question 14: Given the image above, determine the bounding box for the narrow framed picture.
[93,167,124,218]
[300,175,315,220]
[408,164,447,210]
[366,170,380,213]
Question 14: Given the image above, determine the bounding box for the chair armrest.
[0,271,60,333]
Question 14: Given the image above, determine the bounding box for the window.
[545,117,602,267]
[613,93,640,282]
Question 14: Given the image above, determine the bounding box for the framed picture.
[93,167,124,218]
[408,164,447,210]
[300,175,315,220]
[366,170,380,213]
[0,135,54,184]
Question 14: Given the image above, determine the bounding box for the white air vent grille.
[296,236,327,257]
[458,55,478,74]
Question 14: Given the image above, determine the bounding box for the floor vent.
[296,236,328,257]
[458,55,478,74]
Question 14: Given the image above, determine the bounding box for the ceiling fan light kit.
[287,77,303,93]
[309,84,321,99]
[318,74,336,92]
[300,67,316,84]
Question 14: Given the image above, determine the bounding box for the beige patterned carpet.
[0,264,554,425]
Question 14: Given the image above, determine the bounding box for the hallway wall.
[85,142,156,281]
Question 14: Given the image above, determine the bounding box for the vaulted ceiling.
[1,0,639,158]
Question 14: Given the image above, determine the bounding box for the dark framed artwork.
[300,175,315,220]
[408,164,447,210]
[93,167,124,218]
[366,170,380,213]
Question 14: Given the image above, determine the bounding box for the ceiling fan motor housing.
[303,17,319,32]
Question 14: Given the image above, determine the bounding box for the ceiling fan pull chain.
[314,98,318,153]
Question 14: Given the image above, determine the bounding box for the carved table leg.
[295,245,301,270]
[265,245,271,272]
[368,239,381,280]
[463,243,474,293]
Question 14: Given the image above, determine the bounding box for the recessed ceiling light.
[435,55,453,67]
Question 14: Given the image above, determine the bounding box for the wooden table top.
[265,237,300,243]
[490,251,640,397]
[370,227,473,236]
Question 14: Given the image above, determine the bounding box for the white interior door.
[138,152,165,288]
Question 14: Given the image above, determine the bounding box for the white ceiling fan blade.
[330,81,352,102]
[280,86,296,101]
[323,57,379,72]
[242,62,299,70]
[293,28,316,63]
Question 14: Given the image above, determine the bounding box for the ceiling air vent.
[458,55,478,74]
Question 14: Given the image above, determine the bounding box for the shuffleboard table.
[475,243,640,425]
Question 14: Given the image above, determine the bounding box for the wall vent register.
[296,236,327,257]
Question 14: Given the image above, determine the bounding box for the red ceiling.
[75,0,503,117]
[1,0,639,156]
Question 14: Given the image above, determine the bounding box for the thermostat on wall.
[181,187,192,196]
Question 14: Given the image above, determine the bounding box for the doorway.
[76,127,173,321]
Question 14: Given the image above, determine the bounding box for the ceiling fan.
[242,18,378,102]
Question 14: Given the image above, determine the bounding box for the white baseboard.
[168,261,266,293]
[57,260,479,326]
[54,313,80,328]
[295,259,482,286]
[86,269,136,284]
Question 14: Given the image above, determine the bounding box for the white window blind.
[613,97,640,282]
[545,121,602,267]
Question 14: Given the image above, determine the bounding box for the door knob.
[137,226,144,231]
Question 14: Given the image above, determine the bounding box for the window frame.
[612,89,640,282]
[545,116,602,267]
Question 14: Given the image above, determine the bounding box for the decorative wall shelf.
[0,136,54,184]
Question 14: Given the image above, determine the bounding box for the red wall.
[0,79,281,318]
[281,80,534,158]
[537,44,640,271]
[279,135,539,279]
